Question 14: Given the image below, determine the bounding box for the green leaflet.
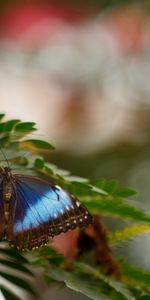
[122,263,150,291]
[0,287,22,300]
[21,139,55,150]
[0,272,36,296]
[14,122,37,132]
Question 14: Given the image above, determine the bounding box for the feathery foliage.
[0,114,150,300]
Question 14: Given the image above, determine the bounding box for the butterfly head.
[0,166,12,180]
[3,166,11,173]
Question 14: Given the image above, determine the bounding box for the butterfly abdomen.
[0,167,12,202]
[3,182,12,201]
[0,167,13,240]
[3,179,12,223]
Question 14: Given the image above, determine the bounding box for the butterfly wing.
[6,175,92,250]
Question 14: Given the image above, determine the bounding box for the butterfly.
[0,166,92,250]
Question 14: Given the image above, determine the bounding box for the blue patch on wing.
[13,179,73,233]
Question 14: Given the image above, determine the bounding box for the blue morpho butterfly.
[0,165,92,250]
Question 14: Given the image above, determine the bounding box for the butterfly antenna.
[0,146,11,169]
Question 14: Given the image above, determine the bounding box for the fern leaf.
[82,197,150,222]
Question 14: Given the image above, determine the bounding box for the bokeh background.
[1,0,150,299]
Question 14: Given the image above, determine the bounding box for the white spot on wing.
[55,185,61,190]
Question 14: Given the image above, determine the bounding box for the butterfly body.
[0,167,11,200]
[0,167,92,250]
